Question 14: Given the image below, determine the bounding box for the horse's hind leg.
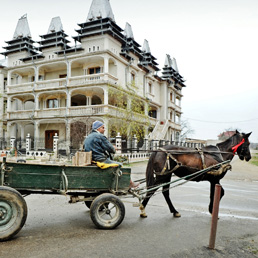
[209,182,225,214]
[162,185,181,217]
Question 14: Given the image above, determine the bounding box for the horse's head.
[234,131,252,161]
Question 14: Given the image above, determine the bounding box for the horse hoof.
[140,213,148,218]
[173,212,181,218]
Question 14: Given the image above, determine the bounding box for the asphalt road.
[1,157,258,258]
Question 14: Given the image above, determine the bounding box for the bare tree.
[180,119,195,141]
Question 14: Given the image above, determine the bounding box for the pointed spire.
[142,39,151,53]
[172,57,179,72]
[164,54,172,67]
[164,55,179,72]
[124,22,134,39]
[86,0,115,22]
[48,17,63,33]
[13,14,31,39]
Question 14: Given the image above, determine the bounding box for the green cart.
[0,157,131,241]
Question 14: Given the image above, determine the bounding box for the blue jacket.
[84,130,116,161]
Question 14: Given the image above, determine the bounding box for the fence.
[0,134,205,162]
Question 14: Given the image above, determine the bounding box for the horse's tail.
[146,152,156,188]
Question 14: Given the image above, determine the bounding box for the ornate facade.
[0,0,185,154]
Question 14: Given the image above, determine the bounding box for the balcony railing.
[8,82,34,93]
[6,74,119,94]
[37,78,67,89]
[69,105,104,116]
[36,108,67,118]
[8,110,34,120]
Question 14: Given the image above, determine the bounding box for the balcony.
[69,105,105,116]
[6,74,119,94]
[37,78,67,90]
[8,110,34,120]
[8,82,34,93]
[168,102,181,113]
[69,73,118,87]
[36,108,67,118]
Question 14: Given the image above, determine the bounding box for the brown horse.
[140,130,252,218]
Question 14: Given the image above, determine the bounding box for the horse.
[140,130,252,218]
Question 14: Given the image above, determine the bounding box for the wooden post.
[209,184,221,249]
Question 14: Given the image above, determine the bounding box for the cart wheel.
[84,201,92,209]
[0,186,28,241]
[90,193,125,229]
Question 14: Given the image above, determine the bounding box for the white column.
[20,125,25,141]
[132,134,137,153]
[104,89,109,105]
[66,91,71,107]
[35,94,39,110]
[104,57,109,73]
[34,121,39,150]
[66,120,71,155]
[6,122,11,140]
[7,97,11,112]
[7,71,12,87]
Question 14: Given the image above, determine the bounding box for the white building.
[0,0,185,154]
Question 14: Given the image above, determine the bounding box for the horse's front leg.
[209,182,225,214]
[162,184,181,217]
[140,189,157,218]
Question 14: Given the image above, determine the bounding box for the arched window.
[47,99,58,108]
[148,82,152,94]
[170,92,173,102]
[131,72,135,86]
[71,94,86,106]
[92,95,102,105]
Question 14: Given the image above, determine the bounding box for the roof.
[124,22,134,39]
[86,0,115,22]
[13,14,31,39]
[47,16,63,34]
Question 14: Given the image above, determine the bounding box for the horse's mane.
[216,132,240,151]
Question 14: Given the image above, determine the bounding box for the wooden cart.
[0,157,131,241]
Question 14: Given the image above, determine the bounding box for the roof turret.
[124,22,134,39]
[162,54,185,87]
[38,16,71,52]
[87,0,115,22]
[142,39,151,53]
[139,39,159,72]
[13,14,31,39]
[121,23,142,61]
[48,16,63,33]
[1,14,38,57]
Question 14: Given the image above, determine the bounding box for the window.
[148,82,152,94]
[170,92,173,102]
[47,99,58,108]
[131,72,135,86]
[88,67,101,74]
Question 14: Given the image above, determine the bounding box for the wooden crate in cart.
[0,158,131,241]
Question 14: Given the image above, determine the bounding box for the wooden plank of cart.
[0,156,131,241]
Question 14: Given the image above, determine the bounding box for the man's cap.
[92,120,104,130]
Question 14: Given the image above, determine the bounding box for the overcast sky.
[1,0,257,142]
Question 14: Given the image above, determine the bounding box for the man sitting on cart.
[84,120,139,189]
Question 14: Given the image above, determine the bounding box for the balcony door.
[45,130,59,149]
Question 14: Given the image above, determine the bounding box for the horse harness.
[158,148,182,175]
[158,147,229,177]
